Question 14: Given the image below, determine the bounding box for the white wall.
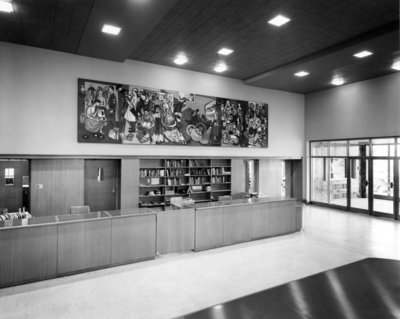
[0,42,304,158]
[304,73,400,201]
[305,73,400,141]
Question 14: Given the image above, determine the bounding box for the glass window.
[349,139,369,157]
[371,138,395,157]
[311,141,329,156]
[311,158,328,203]
[329,140,347,157]
[5,168,14,186]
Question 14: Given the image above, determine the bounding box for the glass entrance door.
[329,158,347,207]
[349,158,369,212]
[372,159,394,217]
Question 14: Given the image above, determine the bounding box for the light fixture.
[268,14,291,27]
[391,61,400,71]
[214,63,227,73]
[218,48,234,56]
[331,77,345,86]
[294,71,309,77]
[173,55,188,65]
[101,24,121,35]
[353,50,373,58]
[0,0,13,13]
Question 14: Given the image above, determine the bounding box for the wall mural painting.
[78,78,268,147]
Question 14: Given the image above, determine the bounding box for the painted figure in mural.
[137,90,154,119]
[137,108,155,144]
[85,99,106,134]
[96,88,107,108]
[107,85,118,129]
[124,88,139,140]
[84,87,96,111]
[153,105,162,144]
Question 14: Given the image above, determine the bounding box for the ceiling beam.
[243,21,399,84]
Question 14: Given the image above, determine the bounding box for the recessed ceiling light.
[214,63,227,73]
[0,0,13,13]
[331,77,345,86]
[353,50,373,58]
[218,48,234,56]
[101,24,121,35]
[391,61,400,71]
[173,55,188,65]
[294,71,309,77]
[268,14,291,27]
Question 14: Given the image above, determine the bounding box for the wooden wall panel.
[0,225,57,286]
[258,159,283,197]
[231,159,245,196]
[194,208,224,251]
[111,214,156,264]
[121,159,139,209]
[31,159,84,216]
[0,160,29,212]
[156,208,195,254]
[57,219,111,274]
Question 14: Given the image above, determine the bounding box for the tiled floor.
[0,205,399,319]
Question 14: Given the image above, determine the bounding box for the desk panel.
[195,207,224,251]
[57,219,111,274]
[223,205,252,245]
[111,214,156,264]
[157,208,195,254]
[0,225,57,286]
[252,201,296,239]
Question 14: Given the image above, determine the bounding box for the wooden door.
[31,159,84,217]
[84,159,120,212]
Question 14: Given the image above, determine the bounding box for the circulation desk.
[0,197,301,288]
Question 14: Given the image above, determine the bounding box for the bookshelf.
[139,158,231,207]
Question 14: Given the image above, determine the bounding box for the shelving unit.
[139,158,231,208]
[210,158,231,201]
[139,159,166,208]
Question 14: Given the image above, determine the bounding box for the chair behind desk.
[70,205,90,214]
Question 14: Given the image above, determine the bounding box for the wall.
[305,73,400,141]
[304,73,400,201]
[0,41,304,158]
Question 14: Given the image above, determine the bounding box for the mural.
[78,78,268,147]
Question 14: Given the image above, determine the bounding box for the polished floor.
[0,205,399,319]
[176,258,400,319]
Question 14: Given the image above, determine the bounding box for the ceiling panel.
[0,0,398,93]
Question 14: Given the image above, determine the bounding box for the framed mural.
[78,78,268,147]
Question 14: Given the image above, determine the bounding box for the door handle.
[365,180,369,186]
[390,182,394,189]
[111,187,116,194]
